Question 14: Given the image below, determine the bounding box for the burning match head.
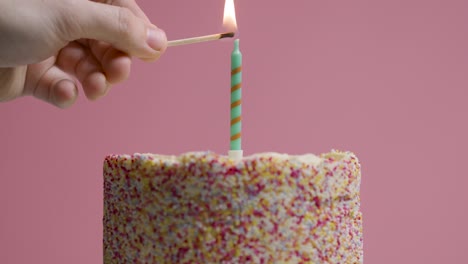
[221,32,235,39]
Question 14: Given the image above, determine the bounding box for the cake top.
[109,152,323,166]
[104,150,361,202]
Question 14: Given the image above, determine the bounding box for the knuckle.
[117,8,134,39]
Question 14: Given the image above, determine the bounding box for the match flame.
[223,0,237,31]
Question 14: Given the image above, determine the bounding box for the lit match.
[167,32,235,47]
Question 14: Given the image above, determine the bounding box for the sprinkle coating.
[103,151,363,263]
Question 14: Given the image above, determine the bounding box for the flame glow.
[223,0,237,31]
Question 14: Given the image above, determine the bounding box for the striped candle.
[230,39,242,151]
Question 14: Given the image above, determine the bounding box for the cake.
[103,151,363,263]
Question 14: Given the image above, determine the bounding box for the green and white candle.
[229,39,242,160]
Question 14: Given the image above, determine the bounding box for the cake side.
[103,151,363,263]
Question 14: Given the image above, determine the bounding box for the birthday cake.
[103,151,363,263]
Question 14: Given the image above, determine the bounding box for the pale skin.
[0,0,167,108]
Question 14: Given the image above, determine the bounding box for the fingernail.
[147,26,167,51]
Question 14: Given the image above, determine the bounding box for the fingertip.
[140,26,167,62]
[140,52,163,63]
[52,80,78,109]
[147,26,167,52]
[102,50,132,84]
[83,72,110,101]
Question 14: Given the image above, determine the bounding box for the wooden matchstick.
[168,32,235,47]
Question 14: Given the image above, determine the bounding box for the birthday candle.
[230,39,242,151]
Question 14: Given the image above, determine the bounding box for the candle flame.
[223,0,237,31]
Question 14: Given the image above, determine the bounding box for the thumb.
[69,1,167,60]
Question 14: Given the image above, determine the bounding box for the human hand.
[0,0,167,108]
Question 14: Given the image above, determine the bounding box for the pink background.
[1,0,467,263]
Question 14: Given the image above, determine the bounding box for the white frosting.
[243,152,323,166]
[134,152,323,167]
